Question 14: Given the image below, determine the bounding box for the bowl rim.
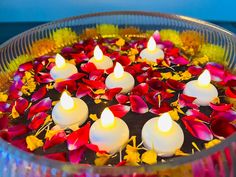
[0,10,235,175]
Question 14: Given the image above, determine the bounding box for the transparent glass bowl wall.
[0,11,235,177]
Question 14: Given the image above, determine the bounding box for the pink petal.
[28,97,52,119]
[0,102,11,112]
[109,104,130,118]
[209,103,233,112]
[188,65,203,76]
[45,152,67,162]
[186,109,210,123]
[28,112,48,130]
[115,94,129,104]
[171,56,189,65]
[0,115,9,130]
[8,124,29,139]
[67,123,90,151]
[101,88,122,100]
[131,83,149,96]
[43,131,66,150]
[166,79,185,91]
[76,84,91,98]
[225,87,236,98]
[36,72,54,84]
[89,70,104,81]
[130,95,148,114]
[81,62,97,73]
[182,116,213,141]
[14,97,29,115]
[54,80,77,93]
[71,53,89,64]
[153,30,161,42]
[206,62,225,81]
[210,118,236,139]
[8,83,23,99]
[18,62,33,72]
[68,72,86,81]
[149,102,172,115]
[82,79,105,90]
[69,146,87,164]
[211,110,236,122]
[31,86,47,102]
[116,55,131,66]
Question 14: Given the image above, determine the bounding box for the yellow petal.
[116,38,125,47]
[93,89,105,95]
[45,130,60,140]
[94,152,110,166]
[94,99,102,104]
[204,139,221,149]
[175,149,190,156]
[141,150,157,165]
[11,105,19,119]
[26,135,44,151]
[89,114,98,121]
[169,109,180,121]
[0,92,8,102]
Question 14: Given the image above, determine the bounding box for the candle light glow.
[55,54,66,68]
[60,92,74,110]
[198,70,211,87]
[157,113,173,132]
[114,62,124,78]
[100,108,115,128]
[94,45,103,61]
[147,37,156,52]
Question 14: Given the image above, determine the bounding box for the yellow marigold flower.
[180,30,204,56]
[169,109,180,121]
[26,135,44,151]
[96,24,119,37]
[93,89,105,95]
[160,29,182,47]
[94,152,111,166]
[45,130,60,140]
[11,105,20,119]
[161,72,172,80]
[119,27,140,37]
[129,48,139,56]
[51,28,78,47]
[89,114,98,121]
[141,150,157,165]
[21,71,36,96]
[0,92,8,102]
[124,145,141,166]
[116,38,125,47]
[5,55,32,72]
[181,70,192,80]
[80,28,98,39]
[171,73,181,80]
[199,44,225,64]
[30,38,56,57]
[204,139,221,149]
[191,55,209,66]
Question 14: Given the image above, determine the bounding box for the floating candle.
[52,91,88,128]
[105,62,135,93]
[142,113,184,157]
[89,45,113,70]
[140,36,164,62]
[89,108,129,154]
[50,54,78,80]
[183,69,218,106]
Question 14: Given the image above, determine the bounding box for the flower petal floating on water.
[31,86,47,102]
[130,95,148,114]
[45,152,67,162]
[54,80,77,93]
[115,94,129,104]
[131,83,149,96]
[43,130,66,150]
[166,79,185,91]
[109,104,130,118]
[26,135,44,151]
[101,87,122,100]
[209,103,233,112]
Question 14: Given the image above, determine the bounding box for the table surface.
[0,21,236,45]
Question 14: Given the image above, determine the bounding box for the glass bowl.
[0,11,236,177]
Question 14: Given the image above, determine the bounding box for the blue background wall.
[0,0,236,22]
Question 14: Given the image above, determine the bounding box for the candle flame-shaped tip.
[147,36,156,52]
[55,54,66,68]
[60,91,74,110]
[198,69,211,87]
[158,112,173,132]
[114,62,124,79]
[101,108,115,128]
[94,45,103,61]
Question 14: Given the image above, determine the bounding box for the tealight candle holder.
[89,45,113,70]
[50,54,78,80]
[105,62,135,94]
[52,91,88,128]
[89,108,129,154]
[140,36,165,62]
[142,112,184,157]
[183,69,218,106]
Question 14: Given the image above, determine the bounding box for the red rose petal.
[188,66,203,76]
[76,84,91,98]
[145,91,159,106]
[0,115,9,130]
[149,102,172,115]
[116,160,127,167]
[15,97,29,115]
[28,112,48,130]
[116,55,131,66]
[31,86,47,102]
[136,72,148,83]
[179,94,199,109]
[81,62,97,73]
[171,56,189,65]
[45,152,67,162]
[82,79,105,90]
[225,87,236,98]
[43,131,66,150]
[209,103,233,112]
[67,123,90,151]
[210,118,236,139]
[101,88,122,100]
[18,62,33,72]
[186,109,210,123]
[182,116,213,141]
[211,110,236,122]
[130,95,148,114]
[36,72,54,84]
[147,78,167,91]
[85,144,99,152]
[109,104,130,118]
[68,72,86,81]
[28,97,52,119]
[71,53,89,64]
[225,79,236,87]
[11,138,29,152]
[165,48,180,58]
[89,70,104,81]
[54,80,77,93]
[115,94,129,104]
[131,83,149,96]
[206,62,225,81]
[0,102,11,112]
[166,79,185,91]
[8,124,29,139]
[69,146,87,164]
